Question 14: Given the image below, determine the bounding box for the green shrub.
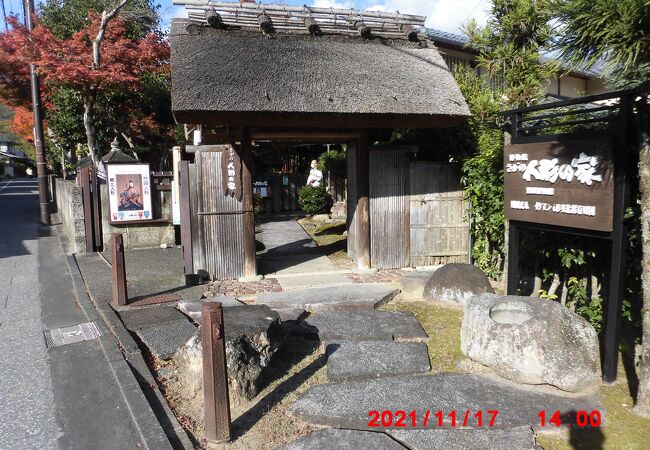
[317,148,347,177]
[298,186,332,215]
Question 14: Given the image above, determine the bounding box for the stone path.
[326,341,430,382]
[257,216,341,276]
[276,287,604,449]
[255,285,399,312]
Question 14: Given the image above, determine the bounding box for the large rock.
[280,429,404,450]
[387,426,537,450]
[170,305,283,419]
[461,294,600,392]
[423,263,494,306]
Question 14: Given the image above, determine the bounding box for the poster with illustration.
[107,164,153,223]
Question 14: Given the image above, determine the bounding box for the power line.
[455,0,484,33]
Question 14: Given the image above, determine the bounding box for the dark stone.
[255,285,399,312]
[326,341,431,381]
[171,305,283,413]
[279,429,405,450]
[387,426,537,450]
[300,310,428,342]
[423,263,494,306]
[289,373,603,431]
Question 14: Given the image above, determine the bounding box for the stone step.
[326,341,431,382]
[255,284,399,313]
[289,373,603,432]
[278,427,537,450]
[278,429,405,450]
[176,296,244,323]
[299,310,428,342]
[387,426,537,450]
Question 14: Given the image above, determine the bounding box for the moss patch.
[381,301,464,373]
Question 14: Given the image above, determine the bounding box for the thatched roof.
[171,19,470,129]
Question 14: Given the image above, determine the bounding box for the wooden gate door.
[409,162,469,266]
[369,147,411,268]
[180,146,247,280]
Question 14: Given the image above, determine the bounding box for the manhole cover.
[119,306,186,329]
[128,293,183,307]
[44,322,101,348]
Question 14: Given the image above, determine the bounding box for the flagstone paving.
[255,285,399,312]
[299,310,428,342]
[288,373,603,432]
[387,426,537,450]
[278,429,404,450]
[326,341,431,382]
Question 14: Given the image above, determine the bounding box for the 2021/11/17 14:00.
[368,410,500,428]
[538,410,602,428]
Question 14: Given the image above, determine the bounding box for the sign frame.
[106,163,154,225]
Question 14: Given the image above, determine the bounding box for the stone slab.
[326,341,431,382]
[119,306,187,330]
[300,311,428,342]
[255,285,399,312]
[135,320,197,360]
[399,272,432,300]
[222,305,282,342]
[279,429,405,450]
[276,273,351,290]
[289,373,603,431]
[387,426,536,450]
[272,307,308,323]
[177,296,244,323]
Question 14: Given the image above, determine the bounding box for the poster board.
[106,164,153,224]
[504,139,614,232]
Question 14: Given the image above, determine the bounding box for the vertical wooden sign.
[221,145,242,200]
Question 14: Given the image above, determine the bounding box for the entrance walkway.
[256,215,350,289]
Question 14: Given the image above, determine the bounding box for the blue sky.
[2,0,490,34]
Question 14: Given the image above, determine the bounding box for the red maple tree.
[0,13,169,166]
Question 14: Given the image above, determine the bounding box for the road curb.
[63,250,193,449]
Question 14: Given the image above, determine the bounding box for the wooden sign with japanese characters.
[221,145,242,200]
[504,139,614,232]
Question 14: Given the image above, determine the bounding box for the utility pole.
[23,0,51,225]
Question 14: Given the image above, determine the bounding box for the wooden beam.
[240,128,257,278]
[179,160,195,282]
[355,130,371,269]
[354,20,371,39]
[251,130,362,142]
[257,13,274,33]
[399,24,419,41]
[304,16,322,35]
[174,111,467,130]
[206,11,225,28]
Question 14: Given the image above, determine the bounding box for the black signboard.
[504,139,614,232]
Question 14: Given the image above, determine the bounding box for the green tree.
[463,0,558,107]
[552,0,650,88]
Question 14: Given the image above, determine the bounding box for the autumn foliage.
[12,106,35,143]
[0,14,169,102]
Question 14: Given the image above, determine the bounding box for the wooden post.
[111,233,128,306]
[201,302,231,444]
[179,160,195,284]
[91,168,103,251]
[80,168,95,253]
[356,130,371,269]
[603,96,632,382]
[240,129,257,278]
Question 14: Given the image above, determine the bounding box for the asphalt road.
[0,179,142,449]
